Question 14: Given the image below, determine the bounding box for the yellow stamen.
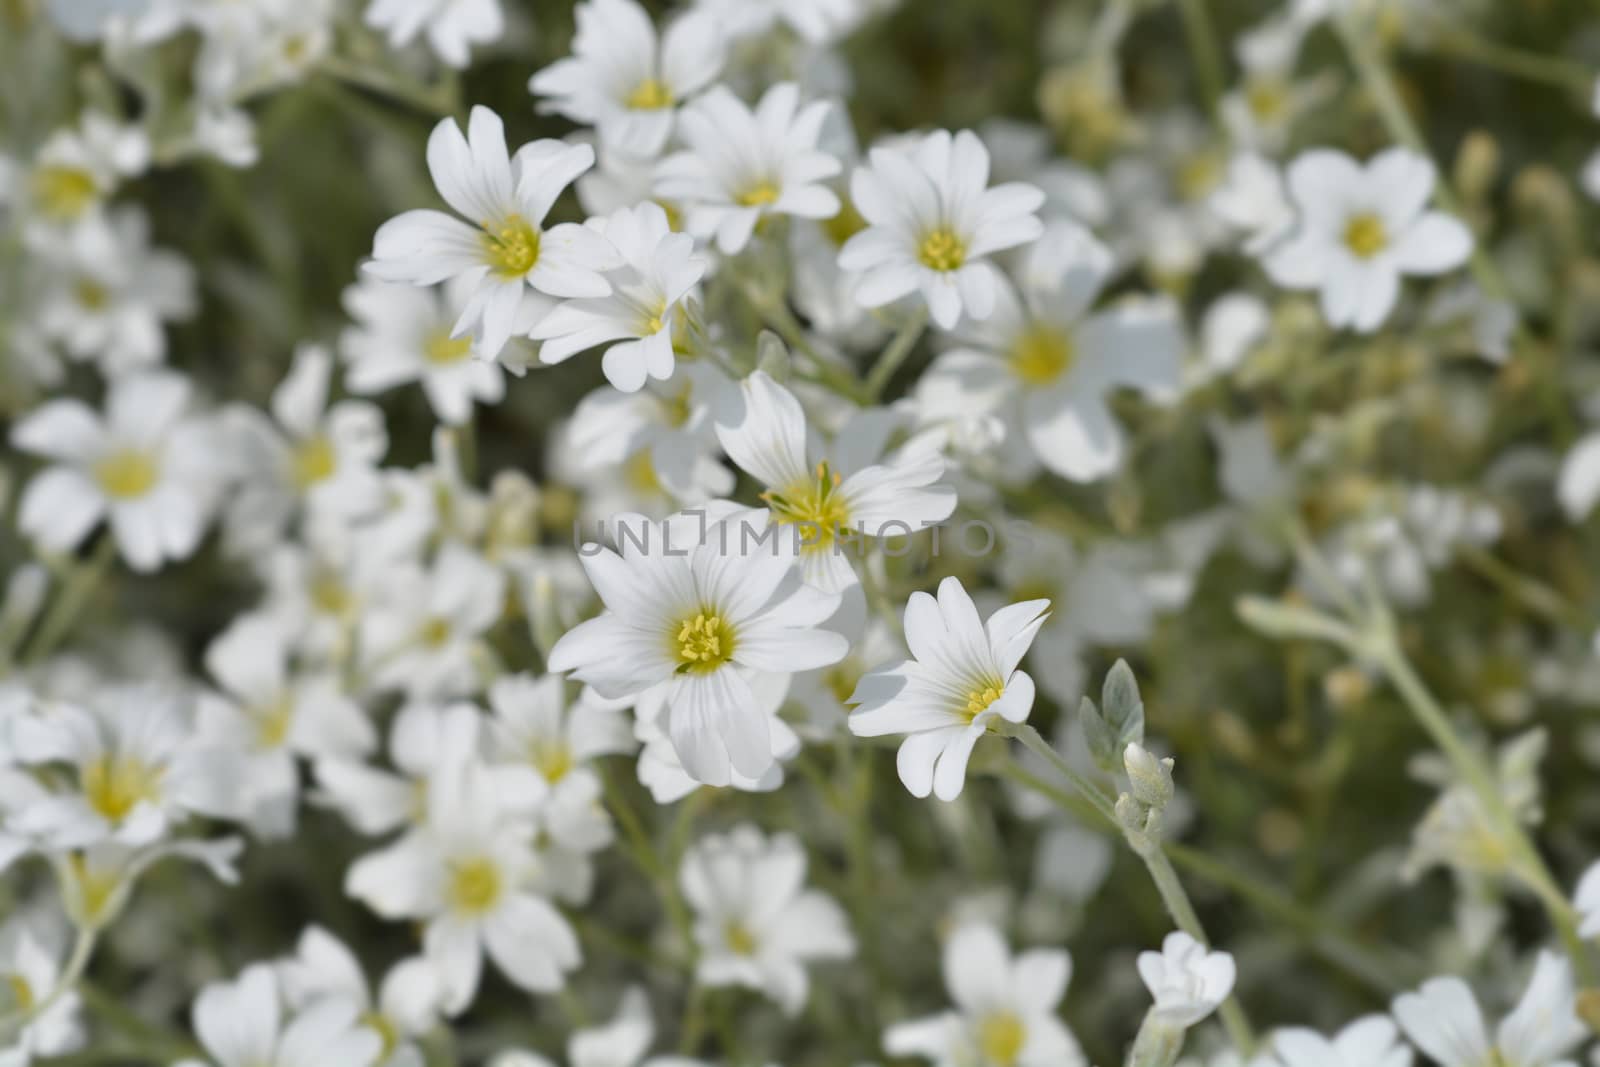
[75,278,110,310]
[1343,212,1388,259]
[424,330,474,366]
[977,1011,1026,1066]
[530,739,574,783]
[292,435,337,488]
[1246,78,1288,121]
[1010,325,1074,385]
[625,78,674,110]
[917,228,967,272]
[482,215,541,276]
[94,450,158,500]
[724,919,758,956]
[674,612,735,673]
[822,198,867,247]
[625,451,662,494]
[83,755,163,822]
[255,696,294,750]
[760,461,851,551]
[737,181,781,207]
[419,617,453,648]
[446,857,503,915]
[5,973,35,1013]
[31,164,98,220]
[964,684,1005,721]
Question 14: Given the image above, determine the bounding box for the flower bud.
[1124,743,1174,811]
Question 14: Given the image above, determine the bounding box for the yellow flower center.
[362,1012,400,1057]
[94,449,158,500]
[964,684,1005,721]
[624,451,662,494]
[822,198,867,247]
[75,278,110,310]
[1177,150,1223,201]
[31,164,98,220]
[654,199,685,232]
[1246,78,1289,121]
[254,695,294,750]
[640,298,669,336]
[83,755,163,822]
[724,919,758,956]
[292,435,337,488]
[737,180,781,207]
[977,1011,1026,1066]
[446,856,503,915]
[529,739,574,783]
[761,461,851,550]
[1343,212,1388,259]
[419,617,453,648]
[825,660,861,705]
[482,215,541,276]
[674,612,736,674]
[424,330,474,366]
[69,853,121,924]
[625,78,674,110]
[1010,325,1075,385]
[5,973,35,1013]
[918,228,967,272]
[309,572,351,617]
[662,382,693,428]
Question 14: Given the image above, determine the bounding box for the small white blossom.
[1136,932,1237,1029]
[1392,952,1586,1067]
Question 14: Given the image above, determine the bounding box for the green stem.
[862,307,929,401]
[1177,0,1226,122]
[18,537,115,667]
[999,725,1255,1052]
[1425,25,1593,94]
[316,55,457,117]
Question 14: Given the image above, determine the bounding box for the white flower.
[359,543,506,701]
[1264,147,1474,332]
[364,0,503,69]
[0,920,85,1064]
[7,113,148,232]
[1136,931,1237,1029]
[714,371,956,591]
[1576,860,1600,938]
[849,577,1048,801]
[175,963,383,1067]
[366,107,619,358]
[1209,153,1294,255]
[277,926,442,1067]
[630,673,799,803]
[679,824,854,1015]
[557,360,735,513]
[884,921,1084,1067]
[6,684,243,850]
[341,276,507,427]
[1557,428,1600,522]
[840,129,1044,329]
[528,0,726,157]
[36,206,195,377]
[1273,1016,1413,1067]
[222,345,388,554]
[490,986,706,1067]
[198,614,375,838]
[11,371,223,572]
[315,702,482,837]
[655,83,842,255]
[921,219,1184,483]
[1392,952,1587,1067]
[344,759,580,1014]
[547,507,848,786]
[530,201,707,391]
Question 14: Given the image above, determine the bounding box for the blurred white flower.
[0,919,85,1064]
[1274,1016,1412,1067]
[340,277,507,427]
[277,926,441,1067]
[364,0,503,69]
[1136,931,1236,1028]
[11,371,224,572]
[655,83,842,255]
[680,824,854,1015]
[175,963,383,1067]
[839,129,1044,329]
[490,986,708,1067]
[849,577,1048,801]
[1264,147,1473,332]
[528,0,726,157]
[1392,952,1586,1067]
[884,921,1084,1067]
[359,542,506,701]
